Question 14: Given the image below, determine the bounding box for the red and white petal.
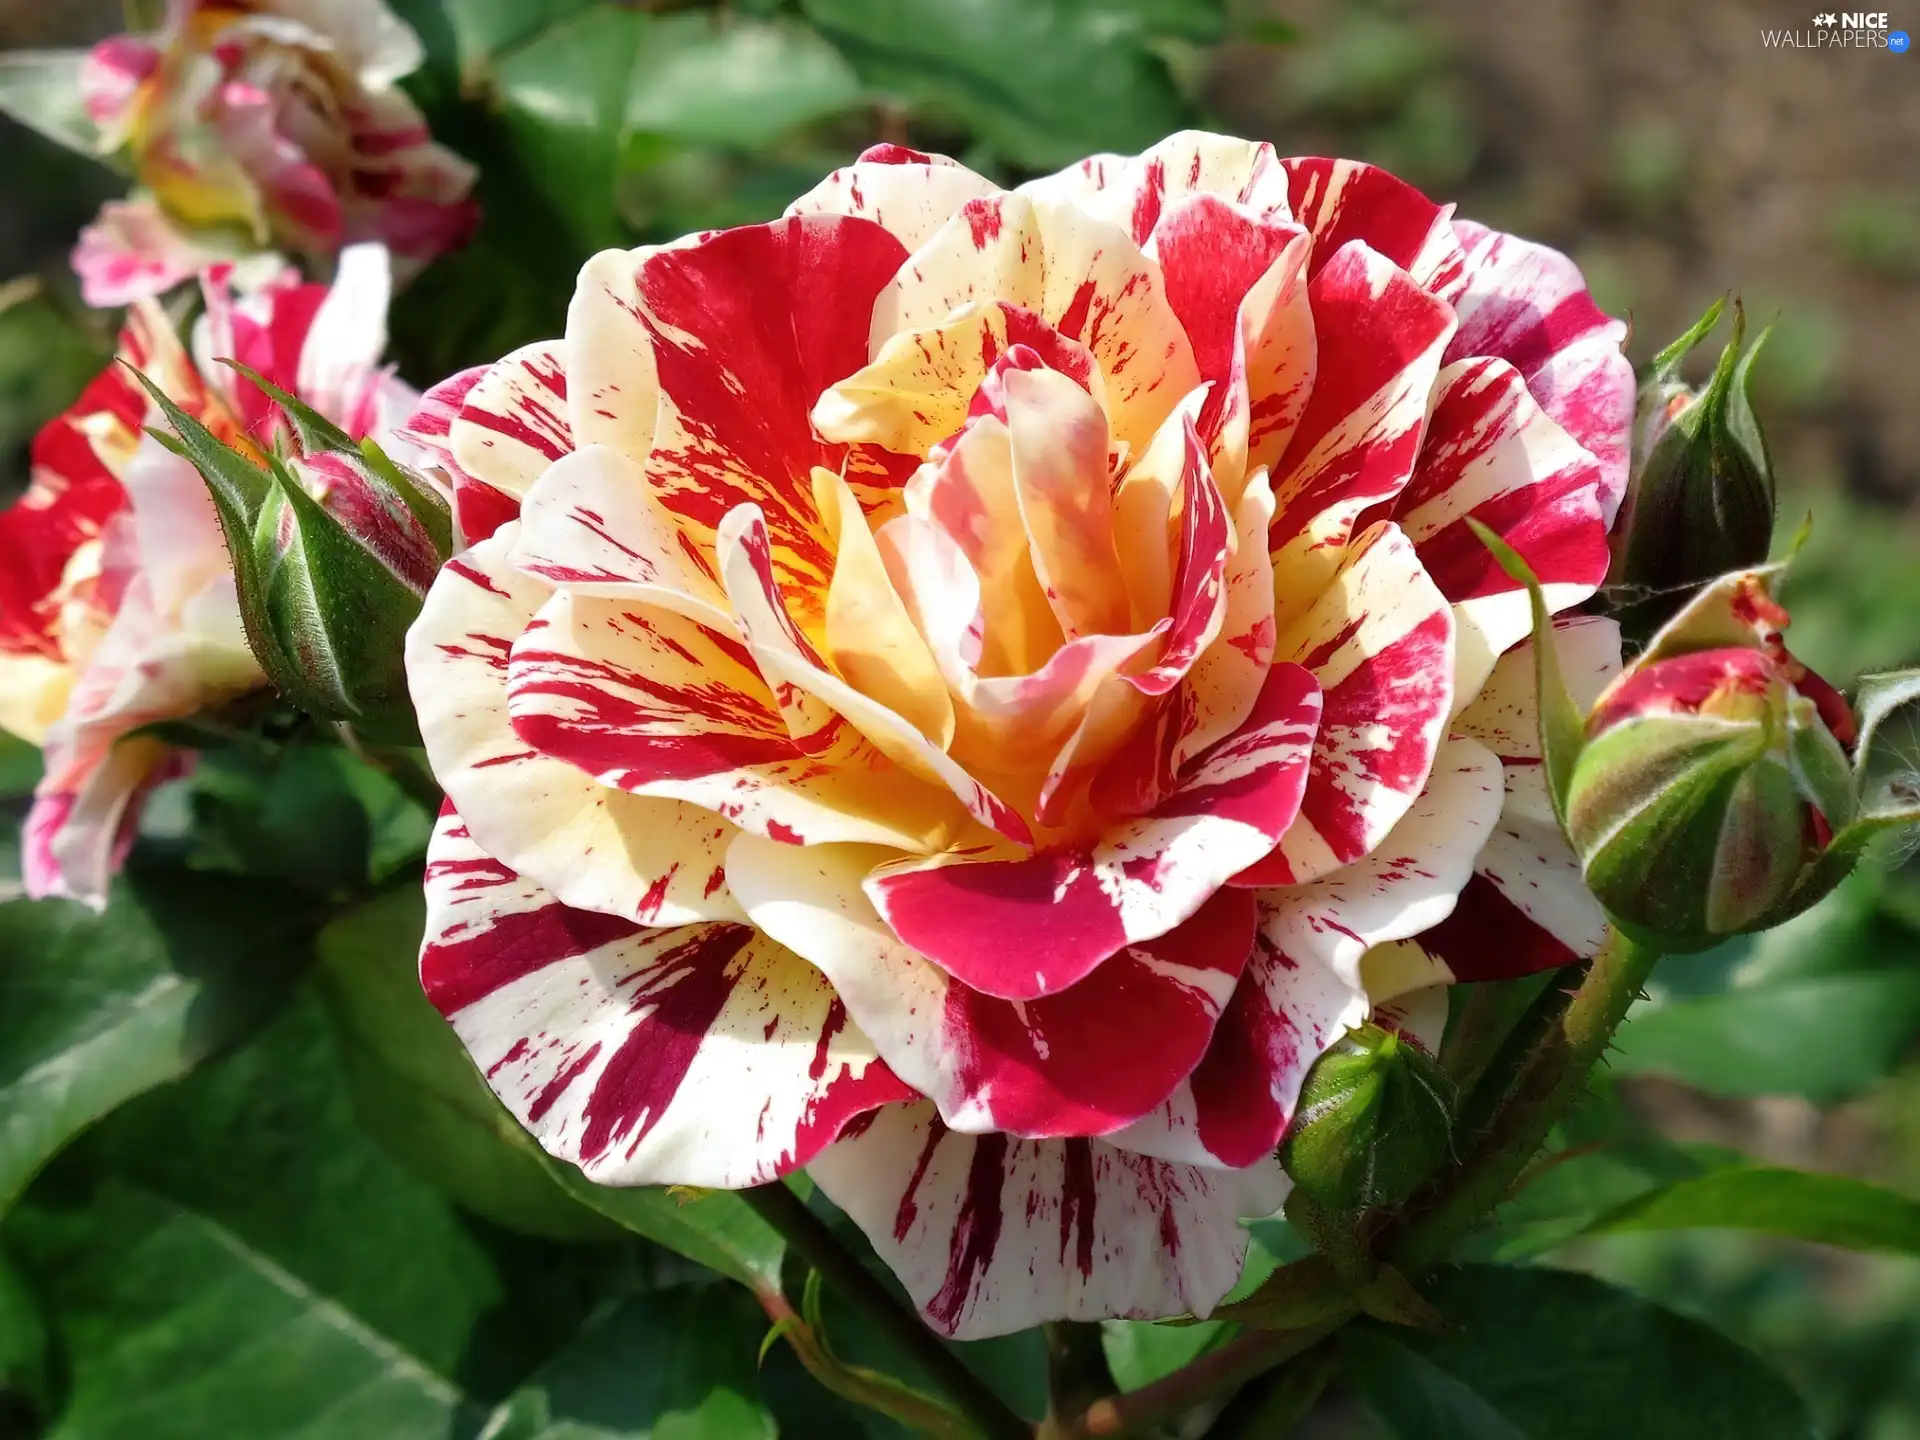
[1394,357,1609,703]
[508,445,730,622]
[503,577,953,853]
[809,1101,1287,1339]
[1281,156,1468,299]
[1268,243,1455,629]
[447,341,573,502]
[1148,195,1312,501]
[1447,221,1634,522]
[631,216,912,609]
[404,528,742,924]
[420,811,911,1189]
[1111,924,1367,1169]
[729,836,1255,1139]
[1242,738,1503,977]
[873,193,1201,458]
[563,242,703,462]
[1257,523,1454,887]
[1019,131,1293,244]
[1434,618,1621,979]
[1123,407,1231,697]
[1452,615,1623,762]
[786,144,1002,253]
[866,663,1321,1000]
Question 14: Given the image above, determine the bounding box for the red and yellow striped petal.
[1249,523,1454,886]
[404,528,741,923]
[866,663,1320,1000]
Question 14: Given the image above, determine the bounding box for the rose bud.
[1565,571,1856,952]
[1609,298,1777,644]
[1280,1023,1454,1214]
[144,368,450,745]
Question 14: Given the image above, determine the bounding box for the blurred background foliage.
[1,0,1917,1437]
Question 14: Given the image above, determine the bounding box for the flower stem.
[1052,1313,1353,1439]
[741,1182,1031,1440]
[1391,931,1661,1272]
[1042,1323,1116,1430]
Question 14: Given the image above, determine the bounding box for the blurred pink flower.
[0,245,415,906]
[70,0,477,307]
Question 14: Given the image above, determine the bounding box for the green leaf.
[0,731,40,801]
[32,993,657,1408]
[1590,1167,1920,1254]
[1343,1265,1815,1439]
[492,6,648,253]
[1609,869,1920,1100]
[0,51,104,159]
[428,0,601,80]
[315,887,620,1242]
[9,1181,488,1439]
[542,1164,787,1296]
[0,865,317,1215]
[799,0,1205,168]
[623,15,861,150]
[0,1244,51,1423]
[479,1286,777,1440]
[1101,1318,1233,1390]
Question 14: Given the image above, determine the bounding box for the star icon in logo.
[1813,11,1837,22]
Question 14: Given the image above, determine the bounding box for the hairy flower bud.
[1280,1023,1453,1212]
[1609,299,1776,644]
[143,367,451,744]
[1567,571,1855,951]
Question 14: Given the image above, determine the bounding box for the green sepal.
[358,435,453,562]
[1644,294,1726,387]
[218,358,356,454]
[1850,668,1920,825]
[1467,518,1586,827]
[1786,692,1856,830]
[218,358,452,561]
[256,455,426,744]
[131,369,318,711]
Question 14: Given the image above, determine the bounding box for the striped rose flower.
[404,133,1633,1338]
[0,245,414,906]
[69,0,476,307]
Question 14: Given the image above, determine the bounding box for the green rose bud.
[1567,570,1858,951]
[1280,1023,1453,1213]
[1609,298,1776,645]
[137,364,451,744]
